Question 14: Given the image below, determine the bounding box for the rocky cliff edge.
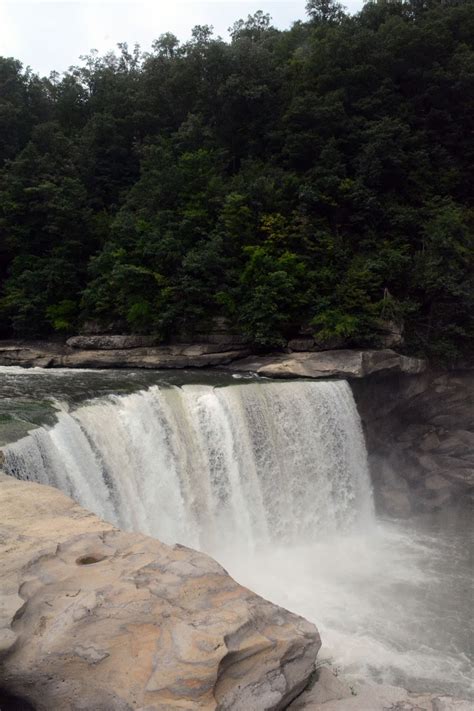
[0,474,319,711]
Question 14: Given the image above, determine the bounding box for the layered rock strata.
[0,341,250,369]
[229,349,426,379]
[0,342,426,378]
[0,474,320,711]
[351,369,474,516]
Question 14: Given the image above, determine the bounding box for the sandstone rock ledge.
[0,475,320,711]
[0,341,251,369]
[0,342,426,377]
[230,349,426,379]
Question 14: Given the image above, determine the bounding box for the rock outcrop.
[0,474,320,711]
[0,342,425,377]
[67,334,247,351]
[351,369,474,516]
[0,341,250,369]
[288,667,471,710]
[230,349,426,380]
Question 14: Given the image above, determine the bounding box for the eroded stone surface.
[230,350,426,380]
[352,369,474,516]
[0,474,319,710]
[0,341,250,369]
[288,668,471,710]
[0,342,425,377]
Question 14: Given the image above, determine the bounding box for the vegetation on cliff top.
[0,0,472,360]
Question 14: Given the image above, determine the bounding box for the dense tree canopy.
[0,0,472,361]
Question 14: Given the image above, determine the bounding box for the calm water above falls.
[2,368,472,699]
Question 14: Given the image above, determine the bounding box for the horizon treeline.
[0,0,473,360]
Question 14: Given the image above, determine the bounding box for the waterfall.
[4,376,473,697]
[3,380,373,552]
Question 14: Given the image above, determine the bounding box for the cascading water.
[3,373,473,699]
[4,381,373,551]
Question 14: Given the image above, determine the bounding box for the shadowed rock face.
[351,370,474,516]
[0,475,320,711]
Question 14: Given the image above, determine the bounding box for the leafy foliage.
[0,1,472,361]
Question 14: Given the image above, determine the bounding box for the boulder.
[230,350,426,380]
[0,474,320,711]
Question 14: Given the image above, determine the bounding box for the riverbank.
[1,342,472,518]
[0,339,426,378]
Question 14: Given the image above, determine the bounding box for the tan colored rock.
[431,697,473,711]
[0,341,426,376]
[230,350,426,380]
[289,667,352,708]
[287,668,471,710]
[0,343,58,368]
[0,474,320,711]
[0,341,251,369]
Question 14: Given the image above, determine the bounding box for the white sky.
[0,0,364,77]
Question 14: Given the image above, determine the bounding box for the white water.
[3,379,473,698]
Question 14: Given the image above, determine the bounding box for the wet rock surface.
[352,369,474,516]
[288,667,471,710]
[0,474,320,711]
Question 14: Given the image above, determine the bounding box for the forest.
[0,0,472,361]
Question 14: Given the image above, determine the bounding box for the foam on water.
[4,378,473,698]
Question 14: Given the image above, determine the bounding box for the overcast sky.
[0,0,364,77]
